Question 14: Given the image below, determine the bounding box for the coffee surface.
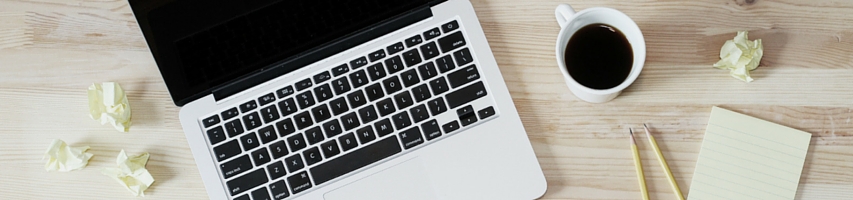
[564,23,633,90]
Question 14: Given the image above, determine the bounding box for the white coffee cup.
[555,4,646,103]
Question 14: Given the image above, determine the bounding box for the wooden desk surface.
[1,0,851,199]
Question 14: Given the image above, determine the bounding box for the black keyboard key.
[356,126,377,143]
[305,126,325,145]
[424,27,441,40]
[438,30,465,53]
[260,105,280,124]
[323,119,343,137]
[240,100,259,113]
[313,71,332,84]
[382,76,403,94]
[446,81,487,109]
[221,107,240,121]
[350,56,369,69]
[295,78,313,91]
[311,104,331,122]
[418,62,439,80]
[479,106,495,119]
[405,35,423,47]
[394,91,414,110]
[224,119,244,137]
[399,127,424,149]
[358,105,379,123]
[349,70,369,88]
[277,98,297,117]
[226,169,268,196]
[420,41,440,60]
[270,141,288,159]
[376,98,396,117]
[241,132,260,151]
[242,112,262,131]
[213,140,241,161]
[267,161,287,180]
[457,105,478,126]
[429,77,449,95]
[400,69,420,87]
[332,77,351,95]
[329,97,349,116]
[293,111,313,130]
[443,120,460,133]
[284,154,304,173]
[368,49,387,62]
[387,42,405,55]
[270,180,290,200]
[310,136,402,185]
[220,155,251,179]
[332,64,349,77]
[427,97,448,116]
[207,126,226,145]
[252,187,272,200]
[341,112,360,131]
[339,132,359,151]
[296,91,316,110]
[276,118,295,136]
[287,171,312,194]
[422,119,442,140]
[392,111,412,130]
[384,55,405,74]
[435,55,455,73]
[454,48,474,66]
[456,105,475,117]
[347,90,367,108]
[448,64,480,88]
[402,49,422,67]
[303,147,323,165]
[367,63,386,81]
[235,194,250,200]
[442,20,459,33]
[314,84,333,103]
[258,93,276,106]
[412,84,432,102]
[287,133,307,152]
[251,147,271,166]
[365,83,384,101]
[320,140,341,159]
[258,125,277,144]
[410,104,429,123]
[203,115,220,128]
[374,118,395,137]
[276,86,295,99]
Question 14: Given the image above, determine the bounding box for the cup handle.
[555,4,576,28]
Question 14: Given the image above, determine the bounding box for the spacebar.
[310,135,402,185]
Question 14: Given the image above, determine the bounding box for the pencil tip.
[643,124,652,136]
[629,128,636,143]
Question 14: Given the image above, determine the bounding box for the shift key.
[226,169,268,196]
[445,81,488,109]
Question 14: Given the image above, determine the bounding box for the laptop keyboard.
[200,20,498,200]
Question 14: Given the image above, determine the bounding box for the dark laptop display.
[130,0,432,106]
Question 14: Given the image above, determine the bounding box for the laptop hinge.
[211,4,434,102]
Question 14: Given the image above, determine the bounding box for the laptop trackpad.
[324,157,438,200]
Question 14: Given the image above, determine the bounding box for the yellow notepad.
[687,107,812,200]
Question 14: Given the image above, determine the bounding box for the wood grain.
[1,0,851,199]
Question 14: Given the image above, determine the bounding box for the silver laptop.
[129,0,546,199]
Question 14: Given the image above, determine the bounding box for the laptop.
[129,0,546,199]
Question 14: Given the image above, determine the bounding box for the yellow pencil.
[629,128,649,200]
[644,124,685,200]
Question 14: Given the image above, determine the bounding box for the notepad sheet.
[687,107,812,200]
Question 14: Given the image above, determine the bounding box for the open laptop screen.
[130,0,432,106]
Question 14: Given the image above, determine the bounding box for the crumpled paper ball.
[102,150,155,197]
[88,82,132,132]
[713,31,764,82]
[43,139,93,172]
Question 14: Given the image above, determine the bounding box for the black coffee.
[564,23,633,89]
